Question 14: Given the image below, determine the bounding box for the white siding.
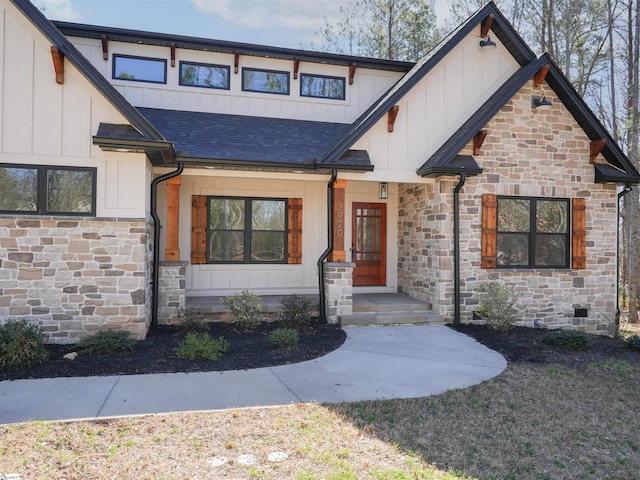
[0,1,149,219]
[66,37,404,124]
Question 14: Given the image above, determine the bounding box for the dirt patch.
[0,319,346,381]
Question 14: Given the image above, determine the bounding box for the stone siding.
[323,262,354,324]
[158,261,187,325]
[0,218,153,343]
[398,81,619,335]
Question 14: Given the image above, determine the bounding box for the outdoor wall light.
[379,182,388,199]
[532,94,553,109]
[479,35,496,48]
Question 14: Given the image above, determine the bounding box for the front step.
[339,311,444,327]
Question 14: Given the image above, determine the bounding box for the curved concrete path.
[0,325,506,424]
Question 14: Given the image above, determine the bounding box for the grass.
[1,362,639,478]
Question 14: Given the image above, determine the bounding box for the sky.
[33,0,453,51]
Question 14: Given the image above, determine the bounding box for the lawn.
[1,325,640,479]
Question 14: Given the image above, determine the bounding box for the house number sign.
[331,180,347,261]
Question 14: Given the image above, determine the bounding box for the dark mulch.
[450,323,640,367]
[0,319,346,381]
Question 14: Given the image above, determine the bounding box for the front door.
[352,202,386,286]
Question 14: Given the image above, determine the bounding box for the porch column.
[165,175,181,261]
[323,262,354,324]
[329,179,347,262]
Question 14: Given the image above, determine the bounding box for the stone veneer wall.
[0,218,153,343]
[323,262,354,324]
[158,261,187,325]
[398,80,619,335]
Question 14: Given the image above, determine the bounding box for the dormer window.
[179,61,230,90]
[300,73,345,100]
[113,54,167,84]
[242,68,290,95]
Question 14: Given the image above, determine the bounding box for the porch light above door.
[379,182,388,199]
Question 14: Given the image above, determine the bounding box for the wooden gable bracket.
[481,13,494,37]
[50,46,64,85]
[388,105,400,133]
[474,130,488,156]
[234,53,240,74]
[101,35,108,60]
[349,63,357,85]
[170,43,176,68]
[590,139,606,164]
[534,64,550,87]
[293,59,300,79]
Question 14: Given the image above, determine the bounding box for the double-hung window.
[208,197,287,263]
[496,196,570,268]
[0,164,96,215]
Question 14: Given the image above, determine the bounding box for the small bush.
[268,328,300,349]
[176,333,228,360]
[625,334,640,352]
[77,330,135,356]
[542,330,593,351]
[0,320,48,372]
[279,295,314,331]
[177,307,208,333]
[222,290,263,332]
[476,281,519,331]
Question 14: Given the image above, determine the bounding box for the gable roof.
[9,0,175,164]
[418,53,640,183]
[317,1,536,167]
[136,108,372,171]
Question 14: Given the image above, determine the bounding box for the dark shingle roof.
[137,108,371,171]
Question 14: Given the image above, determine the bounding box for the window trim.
[206,196,288,264]
[0,164,96,216]
[496,195,571,269]
[112,54,167,84]
[178,61,230,90]
[300,73,346,100]
[241,67,290,95]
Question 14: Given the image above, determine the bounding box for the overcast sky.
[34,0,452,50]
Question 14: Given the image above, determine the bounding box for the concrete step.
[353,303,434,314]
[339,311,445,327]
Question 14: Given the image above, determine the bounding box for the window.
[0,165,96,215]
[496,196,570,268]
[242,68,290,95]
[113,55,167,83]
[179,61,230,89]
[300,73,345,100]
[207,197,287,263]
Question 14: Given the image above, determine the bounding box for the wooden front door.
[352,202,386,286]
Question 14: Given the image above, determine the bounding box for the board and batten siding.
[0,1,150,219]
[68,37,404,124]
[346,26,520,183]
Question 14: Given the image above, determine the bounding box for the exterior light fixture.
[379,182,388,199]
[479,36,496,48]
[532,94,553,109]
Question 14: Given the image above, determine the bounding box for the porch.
[186,293,445,326]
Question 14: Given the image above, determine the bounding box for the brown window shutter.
[288,198,302,264]
[572,198,586,269]
[481,194,497,269]
[191,195,207,265]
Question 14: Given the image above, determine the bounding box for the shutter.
[481,194,497,269]
[288,198,302,264]
[191,195,207,265]
[571,198,586,269]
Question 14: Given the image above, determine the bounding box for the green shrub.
[625,334,640,352]
[268,328,300,349]
[542,330,593,351]
[279,295,314,331]
[77,330,135,356]
[0,320,48,372]
[475,281,519,331]
[177,307,208,333]
[222,290,263,332]
[176,333,228,360]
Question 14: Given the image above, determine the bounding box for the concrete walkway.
[0,325,507,425]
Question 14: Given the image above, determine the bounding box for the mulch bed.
[0,319,346,381]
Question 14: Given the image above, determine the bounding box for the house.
[0,0,637,343]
